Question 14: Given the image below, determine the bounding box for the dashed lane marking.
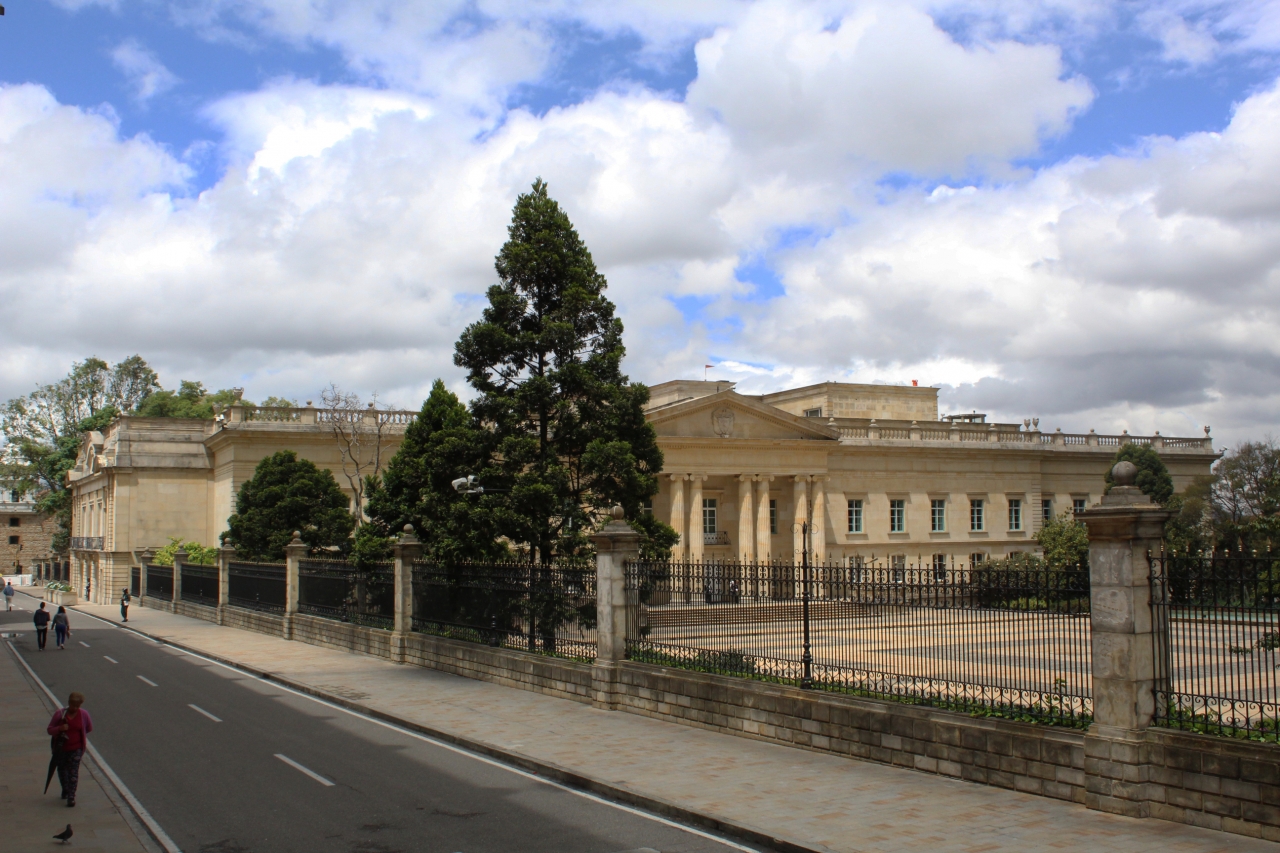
[275,754,334,787]
[137,675,158,687]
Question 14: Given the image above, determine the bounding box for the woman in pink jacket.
[47,691,92,807]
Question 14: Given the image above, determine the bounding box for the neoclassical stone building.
[65,381,1217,603]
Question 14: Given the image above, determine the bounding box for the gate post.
[391,525,421,664]
[172,549,187,613]
[137,549,153,607]
[1078,461,1171,818]
[218,544,233,626]
[284,531,305,640]
[590,506,641,711]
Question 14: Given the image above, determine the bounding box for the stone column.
[283,531,306,641]
[391,525,422,664]
[138,550,152,606]
[591,506,641,710]
[755,476,773,562]
[811,476,828,564]
[1078,461,1172,819]
[737,475,755,563]
[668,474,687,561]
[218,545,233,626]
[688,475,706,562]
[792,475,810,559]
[172,549,187,612]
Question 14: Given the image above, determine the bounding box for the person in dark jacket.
[33,602,50,650]
[52,606,70,649]
[48,692,92,807]
[119,588,130,622]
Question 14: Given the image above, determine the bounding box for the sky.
[2,0,1280,445]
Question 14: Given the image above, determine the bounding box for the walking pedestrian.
[33,602,50,651]
[119,588,130,623]
[47,692,92,807]
[3,579,14,610]
[52,606,70,650]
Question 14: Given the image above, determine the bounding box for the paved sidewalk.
[0,608,151,852]
[49,591,1277,853]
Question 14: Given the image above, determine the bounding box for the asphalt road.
[1,601,754,853]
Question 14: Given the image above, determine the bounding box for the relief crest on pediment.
[712,407,735,438]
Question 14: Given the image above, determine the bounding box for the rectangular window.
[640,499,653,517]
[932,553,948,582]
[1008,499,1022,531]
[891,554,906,582]
[1073,498,1087,515]
[7,535,17,545]
[702,498,717,535]
[769,499,778,534]
[970,552,985,567]
[1042,498,1053,522]
[930,499,946,532]
[889,499,905,533]
[7,517,18,527]
[847,499,863,533]
[970,499,984,531]
[803,407,822,418]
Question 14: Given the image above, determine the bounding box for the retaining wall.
[291,614,393,659]
[173,599,217,623]
[220,606,284,638]
[402,632,593,703]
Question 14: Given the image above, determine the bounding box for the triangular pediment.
[647,391,837,441]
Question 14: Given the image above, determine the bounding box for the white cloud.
[111,40,180,104]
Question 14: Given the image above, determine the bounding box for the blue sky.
[3,0,1280,440]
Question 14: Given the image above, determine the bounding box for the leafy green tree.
[261,396,299,408]
[1211,440,1280,553]
[135,382,248,419]
[1036,512,1089,570]
[152,536,218,566]
[365,380,507,562]
[453,179,672,561]
[224,451,354,560]
[1105,444,1174,505]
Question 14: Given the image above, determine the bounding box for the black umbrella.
[45,733,65,795]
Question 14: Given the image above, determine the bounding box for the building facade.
[66,383,1218,603]
[1,483,55,576]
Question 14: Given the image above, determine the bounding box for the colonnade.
[666,473,827,563]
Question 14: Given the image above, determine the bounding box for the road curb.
[56,598,836,853]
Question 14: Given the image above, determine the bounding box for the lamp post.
[793,520,813,690]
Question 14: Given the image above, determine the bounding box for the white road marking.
[5,641,183,853]
[79,641,91,647]
[189,704,222,722]
[103,656,118,664]
[137,675,158,687]
[275,754,334,787]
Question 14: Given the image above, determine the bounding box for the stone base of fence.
[137,595,173,613]
[122,586,1280,842]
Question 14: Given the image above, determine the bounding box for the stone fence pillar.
[283,531,305,640]
[137,549,153,605]
[172,549,187,611]
[1079,461,1172,818]
[590,506,640,710]
[218,545,233,626]
[391,525,422,664]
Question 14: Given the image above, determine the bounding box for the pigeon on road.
[54,823,73,843]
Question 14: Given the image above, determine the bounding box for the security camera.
[451,477,469,492]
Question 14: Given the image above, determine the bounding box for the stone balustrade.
[838,421,1214,452]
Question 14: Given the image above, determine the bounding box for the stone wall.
[173,599,217,623]
[220,605,284,638]
[403,632,593,703]
[291,614,393,659]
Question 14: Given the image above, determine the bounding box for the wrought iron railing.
[180,563,219,606]
[144,564,173,599]
[298,558,395,629]
[130,566,140,597]
[70,537,104,550]
[410,559,597,661]
[1150,552,1280,741]
[625,559,1092,726]
[227,561,286,613]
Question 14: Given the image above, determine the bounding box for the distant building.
[65,384,1218,605]
[1,483,55,576]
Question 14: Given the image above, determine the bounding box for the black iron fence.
[625,559,1092,726]
[130,566,140,597]
[144,564,173,599]
[1151,552,1280,741]
[180,563,219,606]
[227,561,286,613]
[298,558,395,629]
[410,559,597,661]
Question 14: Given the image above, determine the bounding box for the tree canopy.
[224,450,354,560]
[134,382,246,419]
[453,179,672,561]
[365,380,508,562]
[1105,444,1174,505]
[1035,512,1089,570]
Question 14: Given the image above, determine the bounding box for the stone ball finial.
[291,530,303,541]
[403,524,414,534]
[1112,460,1138,486]
[611,505,625,520]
